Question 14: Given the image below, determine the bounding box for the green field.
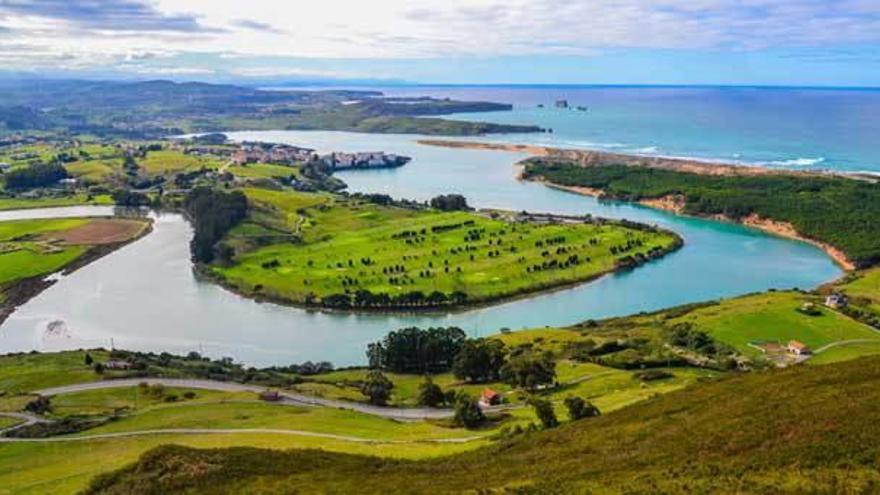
[83,356,880,494]
[669,291,880,357]
[214,188,679,309]
[0,350,108,394]
[839,268,880,314]
[0,194,113,211]
[138,150,223,175]
[227,163,299,180]
[0,218,93,294]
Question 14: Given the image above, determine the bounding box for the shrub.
[417,377,445,408]
[531,398,559,428]
[453,393,485,428]
[360,370,393,406]
[564,396,601,421]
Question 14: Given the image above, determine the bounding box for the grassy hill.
[212,188,681,310]
[87,355,880,494]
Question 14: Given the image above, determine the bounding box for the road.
[35,377,510,420]
[0,427,482,444]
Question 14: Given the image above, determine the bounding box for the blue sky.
[0,0,878,86]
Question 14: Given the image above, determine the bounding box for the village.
[227,142,410,171]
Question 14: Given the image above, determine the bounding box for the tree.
[564,396,600,421]
[4,162,68,189]
[451,338,507,383]
[84,353,93,366]
[453,393,485,428]
[531,398,559,428]
[360,370,393,406]
[417,376,445,408]
[184,187,248,263]
[25,396,51,414]
[501,352,556,391]
[366,327,466,374]
[430,194,470,211]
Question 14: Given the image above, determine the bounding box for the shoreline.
[535,180,856,271]
[198,225,684,317]
[419,139,870,181]
[421,139,857,271]
[0,217,154,326]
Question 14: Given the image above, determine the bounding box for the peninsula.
[420,139,880,270]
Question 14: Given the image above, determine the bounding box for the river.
[0,132,840,366]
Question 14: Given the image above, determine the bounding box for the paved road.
[35,378,508,420]
[0,427,482,444]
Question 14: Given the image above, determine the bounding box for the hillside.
[522,160,880,268]
[88,356,880,494]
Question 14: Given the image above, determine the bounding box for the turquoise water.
[0,107,847,366]
[366,86,880,173]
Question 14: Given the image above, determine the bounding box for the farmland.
[212,188,681,310]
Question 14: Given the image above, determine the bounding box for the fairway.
[669,292,880,357]
[215,188,680,309]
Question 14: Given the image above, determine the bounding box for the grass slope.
[87,356,880,494]
[669,291,880,357]
[214,188,679,309]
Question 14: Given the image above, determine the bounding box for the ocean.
[358,85,880,174]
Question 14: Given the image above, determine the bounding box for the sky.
[0,0,879,86]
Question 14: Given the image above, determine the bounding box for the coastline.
[420,139,858,271]
[534,180,856,271]
[419,139,868,181]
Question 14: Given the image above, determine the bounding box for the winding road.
[34,377,507,420]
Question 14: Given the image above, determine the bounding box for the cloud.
[0,0,211,32]
[230,18,282,34]
[0,0,878,77]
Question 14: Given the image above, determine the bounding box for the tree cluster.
[430,194,470,211]
[367,326,467,374]
[184,187,248,263]
[3,162,68,189]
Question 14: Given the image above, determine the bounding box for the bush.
[501,352,556,391]
[24,396,51,414]
[564,396,601,421]
[453,393,485,428]
[417,377,445,408]
[531,398,559,428]
[183,391,197,400]
[360,370,393,406]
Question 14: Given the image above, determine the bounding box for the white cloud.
[0,0,878,72]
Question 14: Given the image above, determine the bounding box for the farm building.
[259,390,282,402]
[787,340,811,356]
[479,388,501,408]
[825,293,848,309]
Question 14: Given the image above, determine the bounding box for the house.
[478,388,501,408]
[555,99,569,109]
[104,360,132,370]
[825,293,848,309]
[258,390,282,402]
[0,162,10,172]
[787,340,811,356]
[58,178,78,188]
